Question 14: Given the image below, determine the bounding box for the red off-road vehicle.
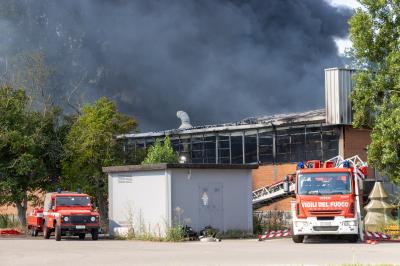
[27,191,100,241]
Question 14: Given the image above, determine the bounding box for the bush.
[165,225,185,242]
[142,135,179,164]
[223,229,248,239]
[0,214,20,228]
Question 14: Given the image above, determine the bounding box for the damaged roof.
[118,108,326,138]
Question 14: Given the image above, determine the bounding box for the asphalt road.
[0,236,399,265]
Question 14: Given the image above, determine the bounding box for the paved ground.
[0,236,399,265]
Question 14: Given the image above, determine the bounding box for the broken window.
[245,132,257,163]
[231,133,243,164]
[218,135,230,164]
[259,131,273,163]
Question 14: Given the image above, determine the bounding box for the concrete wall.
[170,168,253,233]
[108,170,169,236]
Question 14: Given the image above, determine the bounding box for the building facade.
[117,68,381,211]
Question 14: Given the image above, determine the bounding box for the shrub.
[142,135,179,164]
[165,225,185,242]
[0,214,20,228]
[223,229,248,239]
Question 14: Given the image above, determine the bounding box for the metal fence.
[253,210,292,232]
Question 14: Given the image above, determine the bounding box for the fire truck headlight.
[63,216,69,222]
[295,221,308,228]
[90,216,96,222]
[343,221,357,226]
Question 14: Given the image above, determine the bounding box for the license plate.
[76,225,86,229]
[320,222,332,226]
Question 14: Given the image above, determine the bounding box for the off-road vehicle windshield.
[56,196,91,206]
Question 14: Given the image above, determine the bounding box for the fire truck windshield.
[297,173,351,195]
[56,196,91,207]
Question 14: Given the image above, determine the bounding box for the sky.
[0,0,359,131]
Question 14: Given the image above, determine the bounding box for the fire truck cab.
[290,157,367,243]
[40,191,100,241]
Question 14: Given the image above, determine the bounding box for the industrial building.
[116,68,396,211]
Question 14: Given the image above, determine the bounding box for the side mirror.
[283,176,290,193]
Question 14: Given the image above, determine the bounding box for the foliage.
[0,214,20,229]
[62,97,137,223]
[253,214,263,234]
[349,1,400,184]
[222,229,250,239]
[142,136,179,164]
[0,86,62,224]
[253,211,290,232]
[165,225,185,242]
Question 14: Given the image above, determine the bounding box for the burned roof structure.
[117,68,354,165]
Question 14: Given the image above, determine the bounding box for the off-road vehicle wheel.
[292,234,304,243]
[55,225,62,241]
[43,223,51,239]
[78,233,86,240]
[31,227,38,237]
[91,228,99,241]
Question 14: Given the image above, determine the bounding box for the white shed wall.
[108,170,170,236]
[170,169,253,233]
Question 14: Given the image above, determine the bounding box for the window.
[259,132,273,163]
[231,135,243,164]
[218,135,230,163]
[204,136,216,163]
[245,133,257,163]
[297,173,351,195]
[191,136,205,163]
[56,196,91,207]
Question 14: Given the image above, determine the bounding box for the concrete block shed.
[103,164,257,236]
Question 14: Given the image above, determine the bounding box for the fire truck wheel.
[43,223,51,239]
[78,233,86,240]
[91,228,99,241]
[344,234,358,243]
[55,225,62,241]
[292,234,304,243]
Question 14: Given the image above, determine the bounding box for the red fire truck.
[27,191,100,241]
[288,156,367,243]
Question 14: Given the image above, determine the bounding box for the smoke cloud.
[0,0,351,131]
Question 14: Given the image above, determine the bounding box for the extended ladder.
[252,155,368,208]
[252,179,295,208]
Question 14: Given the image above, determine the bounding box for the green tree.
[0,87,62,224]
[349,0,400,184]
[62,97,137,223]
[143,136,179,164]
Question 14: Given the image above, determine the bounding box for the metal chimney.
[325,68,356,125]
[176,110,192,129]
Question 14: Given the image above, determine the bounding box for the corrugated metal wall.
[325,68,356,125]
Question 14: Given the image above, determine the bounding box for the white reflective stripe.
[373,232,380,238]
[36,213,43,218]
[382,234,388,239]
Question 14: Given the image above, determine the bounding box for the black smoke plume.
[0,0,351,131]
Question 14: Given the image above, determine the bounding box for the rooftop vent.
[177,110,192,129]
